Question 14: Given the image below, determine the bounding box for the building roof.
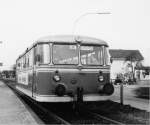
[109,49,144,61]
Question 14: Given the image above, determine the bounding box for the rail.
[85,110,125,125]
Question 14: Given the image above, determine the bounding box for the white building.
[109,49,144,80]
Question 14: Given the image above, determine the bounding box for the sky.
[0,0,150,70]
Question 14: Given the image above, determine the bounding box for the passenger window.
[26,54,29,68]
[23,56,26,68]
[28,50,33,67]
[35,44,50,64]
[17,60,21,70]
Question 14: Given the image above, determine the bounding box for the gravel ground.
[85,100,150,124]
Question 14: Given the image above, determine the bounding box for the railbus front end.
[16,35,114,102]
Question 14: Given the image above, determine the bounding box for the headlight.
[53,75,61,82]
[98,75,104,82]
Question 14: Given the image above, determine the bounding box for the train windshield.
[80,45,104,65]
[53,44,78,65]
[52,44,109,66]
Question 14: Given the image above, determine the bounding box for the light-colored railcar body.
[16,35,114,102]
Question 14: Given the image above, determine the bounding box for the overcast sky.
[0,0,149,70]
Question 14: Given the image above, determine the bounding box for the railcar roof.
[17,35,109,60]
[37,35,108,46]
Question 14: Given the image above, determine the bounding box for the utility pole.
[120,81,124,105]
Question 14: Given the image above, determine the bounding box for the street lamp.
[72,12,111,35]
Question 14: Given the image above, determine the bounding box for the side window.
[16,49,34,70]
[21,58,23,69]
[29,49,33,67]
[17,60,21,70]
[99,47,103,65]
[35,44,50,64]
[104,47,110,65]
[26,54,29,68]
[23,56,26,68]
[20,59,22,69]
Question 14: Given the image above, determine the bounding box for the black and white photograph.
[0,0,149,124]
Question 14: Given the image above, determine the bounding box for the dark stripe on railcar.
[36,70,110,95]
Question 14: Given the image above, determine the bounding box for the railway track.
[4,80,125,124]
[82,109,125,125]
[43,101,125,124]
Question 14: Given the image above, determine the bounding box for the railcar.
[16,35,114,102]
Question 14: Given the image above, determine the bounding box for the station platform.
[0,81,43,124]
[110,85,150,112]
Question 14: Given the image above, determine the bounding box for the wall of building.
[135,70,150,80]
[110,59,137,80]
[110,60,125,80]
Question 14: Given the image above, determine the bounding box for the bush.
[134,87,150,99]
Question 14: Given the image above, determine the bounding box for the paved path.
[0,81,42,124]
[109,85,150,112]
